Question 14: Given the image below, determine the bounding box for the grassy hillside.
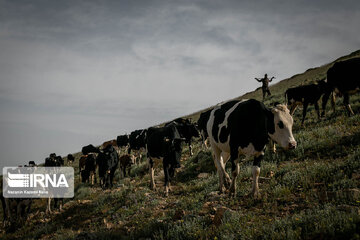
[1,50,360,240]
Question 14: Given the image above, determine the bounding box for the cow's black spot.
[219,126,229,143]
[212,101,238,143]
[278,121,284,129]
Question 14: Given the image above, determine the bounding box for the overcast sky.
[0,0,359,168]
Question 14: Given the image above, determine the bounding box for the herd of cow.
[1,57,359,233]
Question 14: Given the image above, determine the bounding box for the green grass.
[1,50,360,239]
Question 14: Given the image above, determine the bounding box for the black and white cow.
[127,129,147,163]
[146,124,184,196]
[197,108,213,148]
[165,118,199,156]
[96,145,119,189]
[207,99,296,197]
[285,80,327,125]
[322,57,360,116]
[44,153,64,214]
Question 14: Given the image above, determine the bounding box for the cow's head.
[268,104,297,150]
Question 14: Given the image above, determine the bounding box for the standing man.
[255,73,275,100]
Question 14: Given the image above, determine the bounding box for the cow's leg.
[211,146,226,193]
[189,142,193,156]
[163,162,170,196]
[25,200,32,220]
[16,201,23,225]
[270,140,276,153]
[59,199,63,211]
[314,101,320,120]
[149,157,156,190]
[331,92,336,113]
[229,155,240,197]
[289,103,298,115]
[221,151,231,188]
[46,198,52,214]
[301,102,309,126]
[252,155,263,198]
[123,167,126,178]
[343,93,354,115]
[110,169,115,188]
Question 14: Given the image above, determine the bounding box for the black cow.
[197,108,213,148]
[45,153,64,214]
[80,154,97,185]
[82,144,100,155]
[1,174,32,233]
[127,129,147,163]
[1,196,32,232]
[28,161,36,167]
[165,118,199,156]
[207,99,296,197]
[322,57,360,116]
[96,145,119,189]
[117,134,129,148]
[146,124,184,196]
[285,80,327,125]
[67,154,75,165]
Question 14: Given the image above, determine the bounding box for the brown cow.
[102,140,117,149]
[119,154,135,178]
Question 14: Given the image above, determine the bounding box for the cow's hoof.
[252,191,261,199]
[150,184,156,191]
[224,179,231,189]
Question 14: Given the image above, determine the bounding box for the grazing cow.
[165,118,199,156]
[116,134,129,148]
[96,145,119,189]
[67,154,75,165]
[82,144,100,155]
[207,99,296,198]
[119,154,135,178]
[322,57,360,116]
[285,80,327,125]
[146,124,185,196]
[80,154,97,185]
[197,108,213,148]
[45,153,64,214]
[128,129,147,163]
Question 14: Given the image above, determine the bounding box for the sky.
[0,0,359,169]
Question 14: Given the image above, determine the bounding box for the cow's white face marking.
[268,105,297,149]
